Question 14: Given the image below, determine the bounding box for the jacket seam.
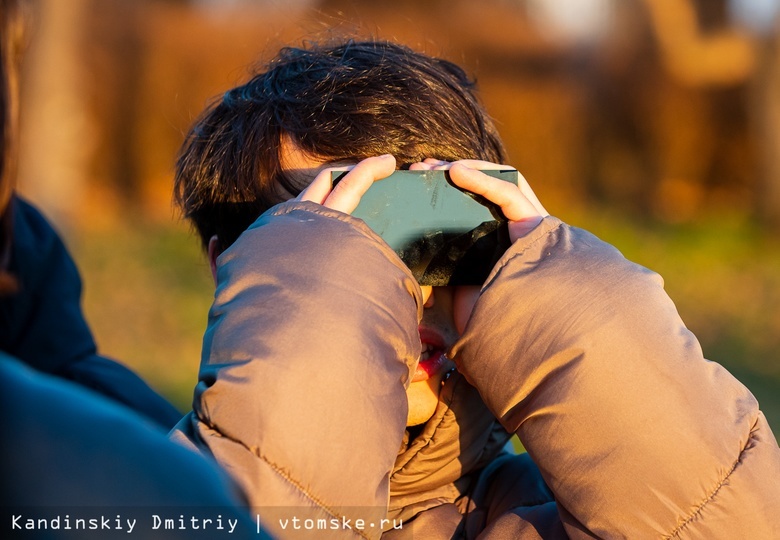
[664,415,759,539]
[205,424,373,540]
[252,448,374,540]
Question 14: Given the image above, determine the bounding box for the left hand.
[409,158,548,242]
[411,159,549,333]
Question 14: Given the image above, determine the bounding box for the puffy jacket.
[452,216,780,538]
[172,201,780,539]
[171,201,421,539]
[0,352,265,539]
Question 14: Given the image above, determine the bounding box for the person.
[0,0,180,430]
[0,2,267,537]
[0,353,266,539]
[171,39,780,538]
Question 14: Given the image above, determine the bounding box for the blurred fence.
[15,0,780,228]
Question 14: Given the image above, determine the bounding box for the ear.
[207,235,220,286]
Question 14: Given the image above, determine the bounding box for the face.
[280,140,480,426]
[409,285,479,425]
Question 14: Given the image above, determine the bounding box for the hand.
[411,159,549,333]
[295,154,396,213]
[409,158,548,242]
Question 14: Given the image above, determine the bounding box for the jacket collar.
[388,371,511,521]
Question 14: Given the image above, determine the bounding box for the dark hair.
[174,39,506,252]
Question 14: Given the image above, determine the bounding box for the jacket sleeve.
[0,197,181,429]
[173,201,422,539]
[450,216,780,539]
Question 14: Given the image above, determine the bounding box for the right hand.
[295,154,396,214]
[410,158,548,242]
[411,158,549,333]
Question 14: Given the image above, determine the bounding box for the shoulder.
[11,197,62,248]
[9,197,75,278]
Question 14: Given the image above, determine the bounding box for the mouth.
[413,327,452,383]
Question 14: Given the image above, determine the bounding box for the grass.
[67,206,780,439]
[67,215,214,410]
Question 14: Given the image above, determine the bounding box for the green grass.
[68,216,214,411]
[67,208,780,439]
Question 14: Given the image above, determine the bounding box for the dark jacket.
[0,352,266,540]
[0,197,180,429]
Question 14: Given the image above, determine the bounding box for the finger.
[429,159,510,171]
[323,154,396,213]
[516,172,548,217]
[409,162,436,171]
[297,165,352,204]
[449,163,540,221]
[423,158,449,166]
[443,162,548,217]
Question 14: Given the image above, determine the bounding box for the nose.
[421,286,434,308]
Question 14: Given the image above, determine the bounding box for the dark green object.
[333,169,519,286]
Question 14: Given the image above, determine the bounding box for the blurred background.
[14,0,780,436]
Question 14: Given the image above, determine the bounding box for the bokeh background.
[15,0,780,436]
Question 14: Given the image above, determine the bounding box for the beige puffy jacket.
[172,201,780,539]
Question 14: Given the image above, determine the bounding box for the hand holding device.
[417,159,548,242]
[333,167,520,286]
[298,156,547,286]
